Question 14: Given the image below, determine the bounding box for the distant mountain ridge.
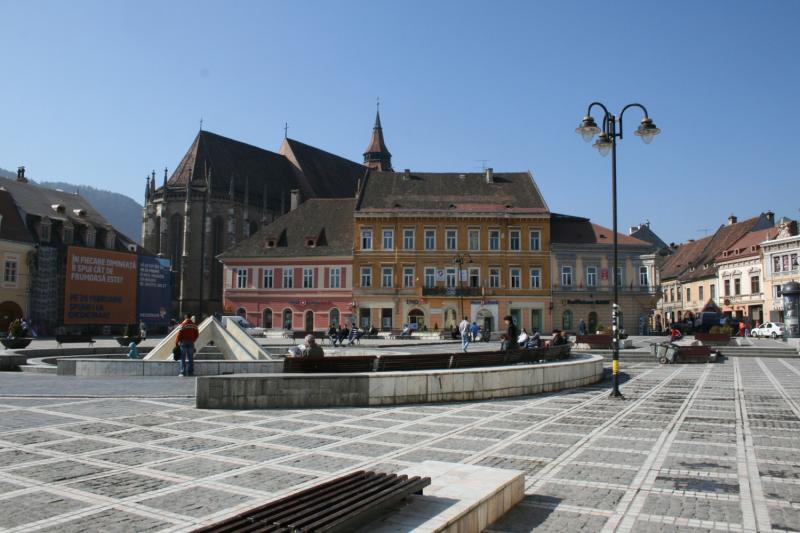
[0,167,142,243]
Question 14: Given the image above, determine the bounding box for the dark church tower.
[363,109,393,171]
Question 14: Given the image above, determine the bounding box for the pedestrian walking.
[176,314,199,377]
[578,319,587,336]
[459,316,470,352]
[139,320,147,340]
[470,321,479,342]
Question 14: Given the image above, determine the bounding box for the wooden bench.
[376,353,454,372]
[575,334,613,349]
[283,356,377,373]
[676,345,716,363]
[56,334,95,348]
[193,470,431,533]
[515,345,569,363]
[450,351,515,368]
[291,330,327,340]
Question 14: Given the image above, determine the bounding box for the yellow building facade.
[352,169,551,335]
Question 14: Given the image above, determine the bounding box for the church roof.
[356,170,548,214]
[280,138,367,198]
[162,130,364,204]
[364,110,391,157]
[550,213,651,247]
[219,198,356,259]
[166,130,298,198]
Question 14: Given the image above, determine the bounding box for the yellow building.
[352,168,551,335]
[0,189,34,331]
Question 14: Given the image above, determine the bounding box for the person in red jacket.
[176,314,199,377]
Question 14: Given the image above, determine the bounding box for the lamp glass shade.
[593,134,612,157]
[634,118,661,144]
[575,116,600,142]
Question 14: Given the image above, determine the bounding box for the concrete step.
[355,461,523,533]
[19,365,57,374]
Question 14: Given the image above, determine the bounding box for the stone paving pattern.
[0,358,798,532]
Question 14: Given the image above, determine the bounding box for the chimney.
[728,214,737,225]
[17,166,27,183]
[485,167,494,183]
[403,169,410,181]
[765,210,775,224]
[290,189,300,211]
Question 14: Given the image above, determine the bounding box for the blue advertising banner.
[136,256,171,325]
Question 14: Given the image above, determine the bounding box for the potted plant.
[1,319,33,349]
[115,324,142,346]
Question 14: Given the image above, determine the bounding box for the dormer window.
[104,229,116,249]
[63,223,74,245]
[51,204,65,213]
[306,238,316,247]
[73,208,87,217]
[40,217,52,243]
[266,239,276,248]
[85,226,96,247]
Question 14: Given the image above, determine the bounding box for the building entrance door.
[408,309,425,329]
[381,308,393,331]
[476,308,493,334]
[304,311,314,331]
[531,309,543,332]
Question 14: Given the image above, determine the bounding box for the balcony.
[723,293,764,305]
[422,286,484,297]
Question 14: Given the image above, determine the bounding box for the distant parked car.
[751,322,785,339]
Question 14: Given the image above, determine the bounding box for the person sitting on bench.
[526,330,541,349]
[302,334,324,359]
[399,324,412,337]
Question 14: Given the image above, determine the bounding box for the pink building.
[219,198,355,332]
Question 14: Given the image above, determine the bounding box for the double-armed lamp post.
[452,252,473,320]
[575,102,661,398]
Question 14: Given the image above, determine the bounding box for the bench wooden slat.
[283,356,376,373]
[377,354,453,372]
[191,470,430,533]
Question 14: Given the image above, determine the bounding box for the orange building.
[352,168,551,335]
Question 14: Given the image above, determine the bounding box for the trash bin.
[653,342,677,364]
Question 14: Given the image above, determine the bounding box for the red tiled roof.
[716,226,779,261]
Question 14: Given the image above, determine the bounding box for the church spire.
[363,101,393,171]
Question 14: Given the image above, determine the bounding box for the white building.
[761,217,799,322]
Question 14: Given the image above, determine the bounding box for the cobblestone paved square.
[1,358,799,531]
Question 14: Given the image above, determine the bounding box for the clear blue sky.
[2,0,798,244]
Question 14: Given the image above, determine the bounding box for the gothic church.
[141,111,392,317]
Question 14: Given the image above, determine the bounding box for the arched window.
[408,308,425,329]
[329,308,340,327]
[562,310,573,331]
[282,309,293,330]
[304,310,314,332]
[588,311,598,333]
[444,308,457,329]
[262,308,273,329]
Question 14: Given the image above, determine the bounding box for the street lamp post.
[452,253,473,320]
[575,102,661,398]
